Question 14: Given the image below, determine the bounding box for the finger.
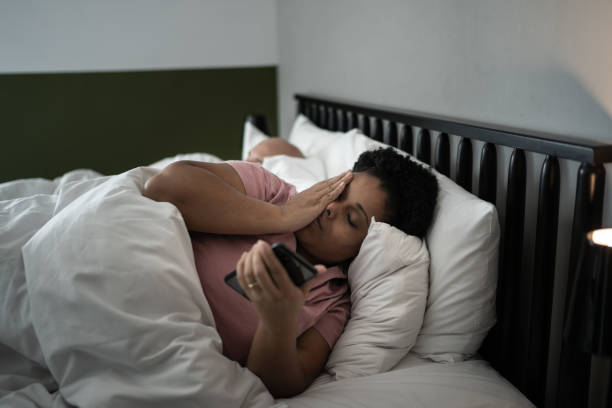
[236,252,249,293]
[260,243,296,292]
[313,178,335,194]
[330,169,352,181]
[326,177,348,201]
[324,171,352,195]
[245,249,259,288]
[333,170,353,187]
[252,243,281,298]
[314,170,351,193]
[252,251,282,298]
[323,171,346,186]
[241,249,265,301]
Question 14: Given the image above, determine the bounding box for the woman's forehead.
[347,173,387,219]
[350,172,383,193]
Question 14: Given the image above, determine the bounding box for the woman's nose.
[325,202,339,217]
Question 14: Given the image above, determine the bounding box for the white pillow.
[326,220,429,379]
[320,130,388,177]
[148,152,223,169]
[288,114,346,160]
[412,173,499,362]
[242,121,270,160]
[301,121,499,363]
[261,155,326,193]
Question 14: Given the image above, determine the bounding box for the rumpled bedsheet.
[0,167,279,408]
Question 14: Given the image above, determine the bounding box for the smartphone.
[224,242,318,299]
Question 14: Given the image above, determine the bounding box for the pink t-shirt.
[190,161,350,365]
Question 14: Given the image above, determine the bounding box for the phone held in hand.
[224,242,318,300]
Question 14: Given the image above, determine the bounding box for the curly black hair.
[352,147,439,238]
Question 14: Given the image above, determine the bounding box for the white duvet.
[0,167,278,408]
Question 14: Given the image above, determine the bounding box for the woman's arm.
[144,161,281,234]
[247,325,330,398]
[144,160,352,235]
[236,241,331,397]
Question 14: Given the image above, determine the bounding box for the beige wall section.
[0,0,278,73]
[277,0,612,221]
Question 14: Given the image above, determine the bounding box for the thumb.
[314,264,327,274]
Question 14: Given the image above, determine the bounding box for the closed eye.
[346,213,357,228]
[337,188,358,227]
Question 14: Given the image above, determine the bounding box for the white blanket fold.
[1,167,278,408]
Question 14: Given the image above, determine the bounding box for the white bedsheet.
[0,164,532,408]
[282,353,534,407]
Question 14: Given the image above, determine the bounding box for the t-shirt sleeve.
[313,295,350,349]
[227,161,296,204]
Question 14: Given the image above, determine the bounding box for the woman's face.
[295,172,388,266]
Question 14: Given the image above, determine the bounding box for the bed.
[1,93,610,407]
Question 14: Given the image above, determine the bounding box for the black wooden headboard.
[292,93,612,408]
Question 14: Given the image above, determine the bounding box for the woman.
[143,147,438,397]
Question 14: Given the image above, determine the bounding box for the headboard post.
[399,124,413,154]
[478,143,497,204]
[372,118,383,142]
[557,163,606,408]
[416,129,432,165]
[385,121,399,148]
[524,155,560,406]
[434,133,450,178]
[456,138,473,191]
[499,148,527,382]
[359,114,370,137]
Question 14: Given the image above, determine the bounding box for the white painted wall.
[0,0,278,73]
[277,0,612,144]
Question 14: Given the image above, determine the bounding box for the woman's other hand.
[238,240,330,397]
[279,170,353,233]
[236,240,323,333]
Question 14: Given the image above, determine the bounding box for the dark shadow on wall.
[0,66,277,182]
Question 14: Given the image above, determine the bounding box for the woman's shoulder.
[226,160,296,204]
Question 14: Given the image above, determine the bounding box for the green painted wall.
[0,66,277,182]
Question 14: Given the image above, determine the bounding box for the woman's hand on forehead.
[279,170,353,232]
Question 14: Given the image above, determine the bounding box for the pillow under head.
[325,220,429,379]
